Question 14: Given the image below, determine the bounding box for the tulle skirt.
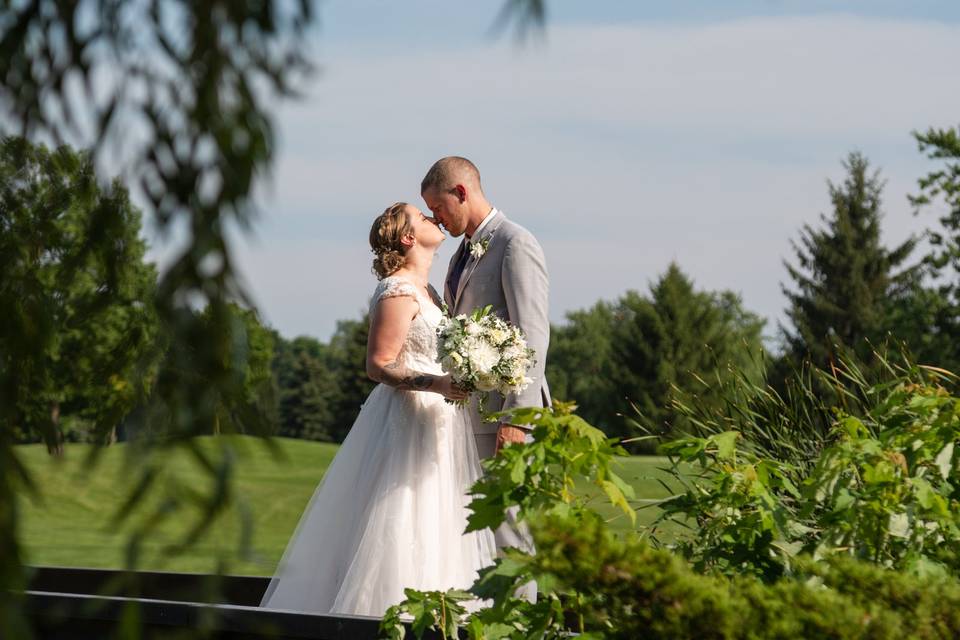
[260,384,496,617]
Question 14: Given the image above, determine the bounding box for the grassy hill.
[15,436,683,576]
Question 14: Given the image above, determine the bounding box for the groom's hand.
[495,424,527,456]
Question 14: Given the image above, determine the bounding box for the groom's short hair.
[421,156,482,194]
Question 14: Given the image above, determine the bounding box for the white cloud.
[165,14,959,340]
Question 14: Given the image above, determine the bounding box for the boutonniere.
[469,237,490,259]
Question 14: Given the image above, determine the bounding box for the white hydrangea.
[467,340,500,374]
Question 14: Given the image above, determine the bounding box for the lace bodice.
[369,276,444,373]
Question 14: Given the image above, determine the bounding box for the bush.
[382,360,960,639]
[654,360,960,580]
[524,512,960,639]
[388,509,960,639]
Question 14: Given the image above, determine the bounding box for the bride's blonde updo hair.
[369,202,413,280]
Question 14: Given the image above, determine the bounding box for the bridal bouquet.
[436,305,535,406]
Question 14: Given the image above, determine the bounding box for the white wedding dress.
[260,276,496,617]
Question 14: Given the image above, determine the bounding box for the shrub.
[382,360,960,639]
[653,361,960,580]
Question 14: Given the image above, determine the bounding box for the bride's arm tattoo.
[379,360,436,390]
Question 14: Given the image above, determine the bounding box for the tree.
[1,3,315,628]
[547,301,619,427]
[126,303,278,440]
[547,263,765,449]
[781,152,919,370]
[273,335,339,441]
[910,125,960,371]
[327,315,376,443]
[0,137,159,635]
[0,137,159,449]
[617,264,765,443]
[207,304,277,436]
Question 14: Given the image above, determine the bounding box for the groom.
[422,156,550,594]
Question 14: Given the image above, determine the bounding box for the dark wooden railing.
[19,566,438,639]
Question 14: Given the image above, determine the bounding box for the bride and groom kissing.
[260,156,551,616]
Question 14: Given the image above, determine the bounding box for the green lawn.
[15,437,685,575]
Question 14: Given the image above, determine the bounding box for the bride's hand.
[436,375,469,402]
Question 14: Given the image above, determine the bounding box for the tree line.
[267,144,960,450]
[7,132,960,450]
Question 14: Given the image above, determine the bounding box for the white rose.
[466,322,482,336]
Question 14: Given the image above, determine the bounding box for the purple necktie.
[447,242,470,300]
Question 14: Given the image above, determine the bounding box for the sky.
[146,1,960,343]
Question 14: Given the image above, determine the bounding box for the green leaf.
[466,493,508,533]
[780,475,801,499]
[771,540,804,557]
[832,488,855,513]
[476,622,516,639]
[600,479,636,525]
[912,477,949,516]
[711,431,739,461]
[608,469,636,500]
[863,460,896,484]
[509,455,526,485]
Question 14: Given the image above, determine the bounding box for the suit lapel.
[454,212,506,309]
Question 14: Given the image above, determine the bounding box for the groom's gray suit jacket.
[444,211,551,437]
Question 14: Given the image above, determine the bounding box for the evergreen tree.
[547,301,619,427]
[547,263,765,449]
[616,264,765,443]
[273,335,338,441]
[910,125,960,371]
[781,152,919,369]
[327,314,375,442]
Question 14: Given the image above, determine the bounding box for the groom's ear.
[452,184,466,203]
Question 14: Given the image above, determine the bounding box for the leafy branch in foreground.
[383,356,960,639]
[1,2,313,634]
[386,499,960,640]
[466,401,636,534]
[381,401,635,639]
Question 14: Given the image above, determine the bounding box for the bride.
[260,202,496,617]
